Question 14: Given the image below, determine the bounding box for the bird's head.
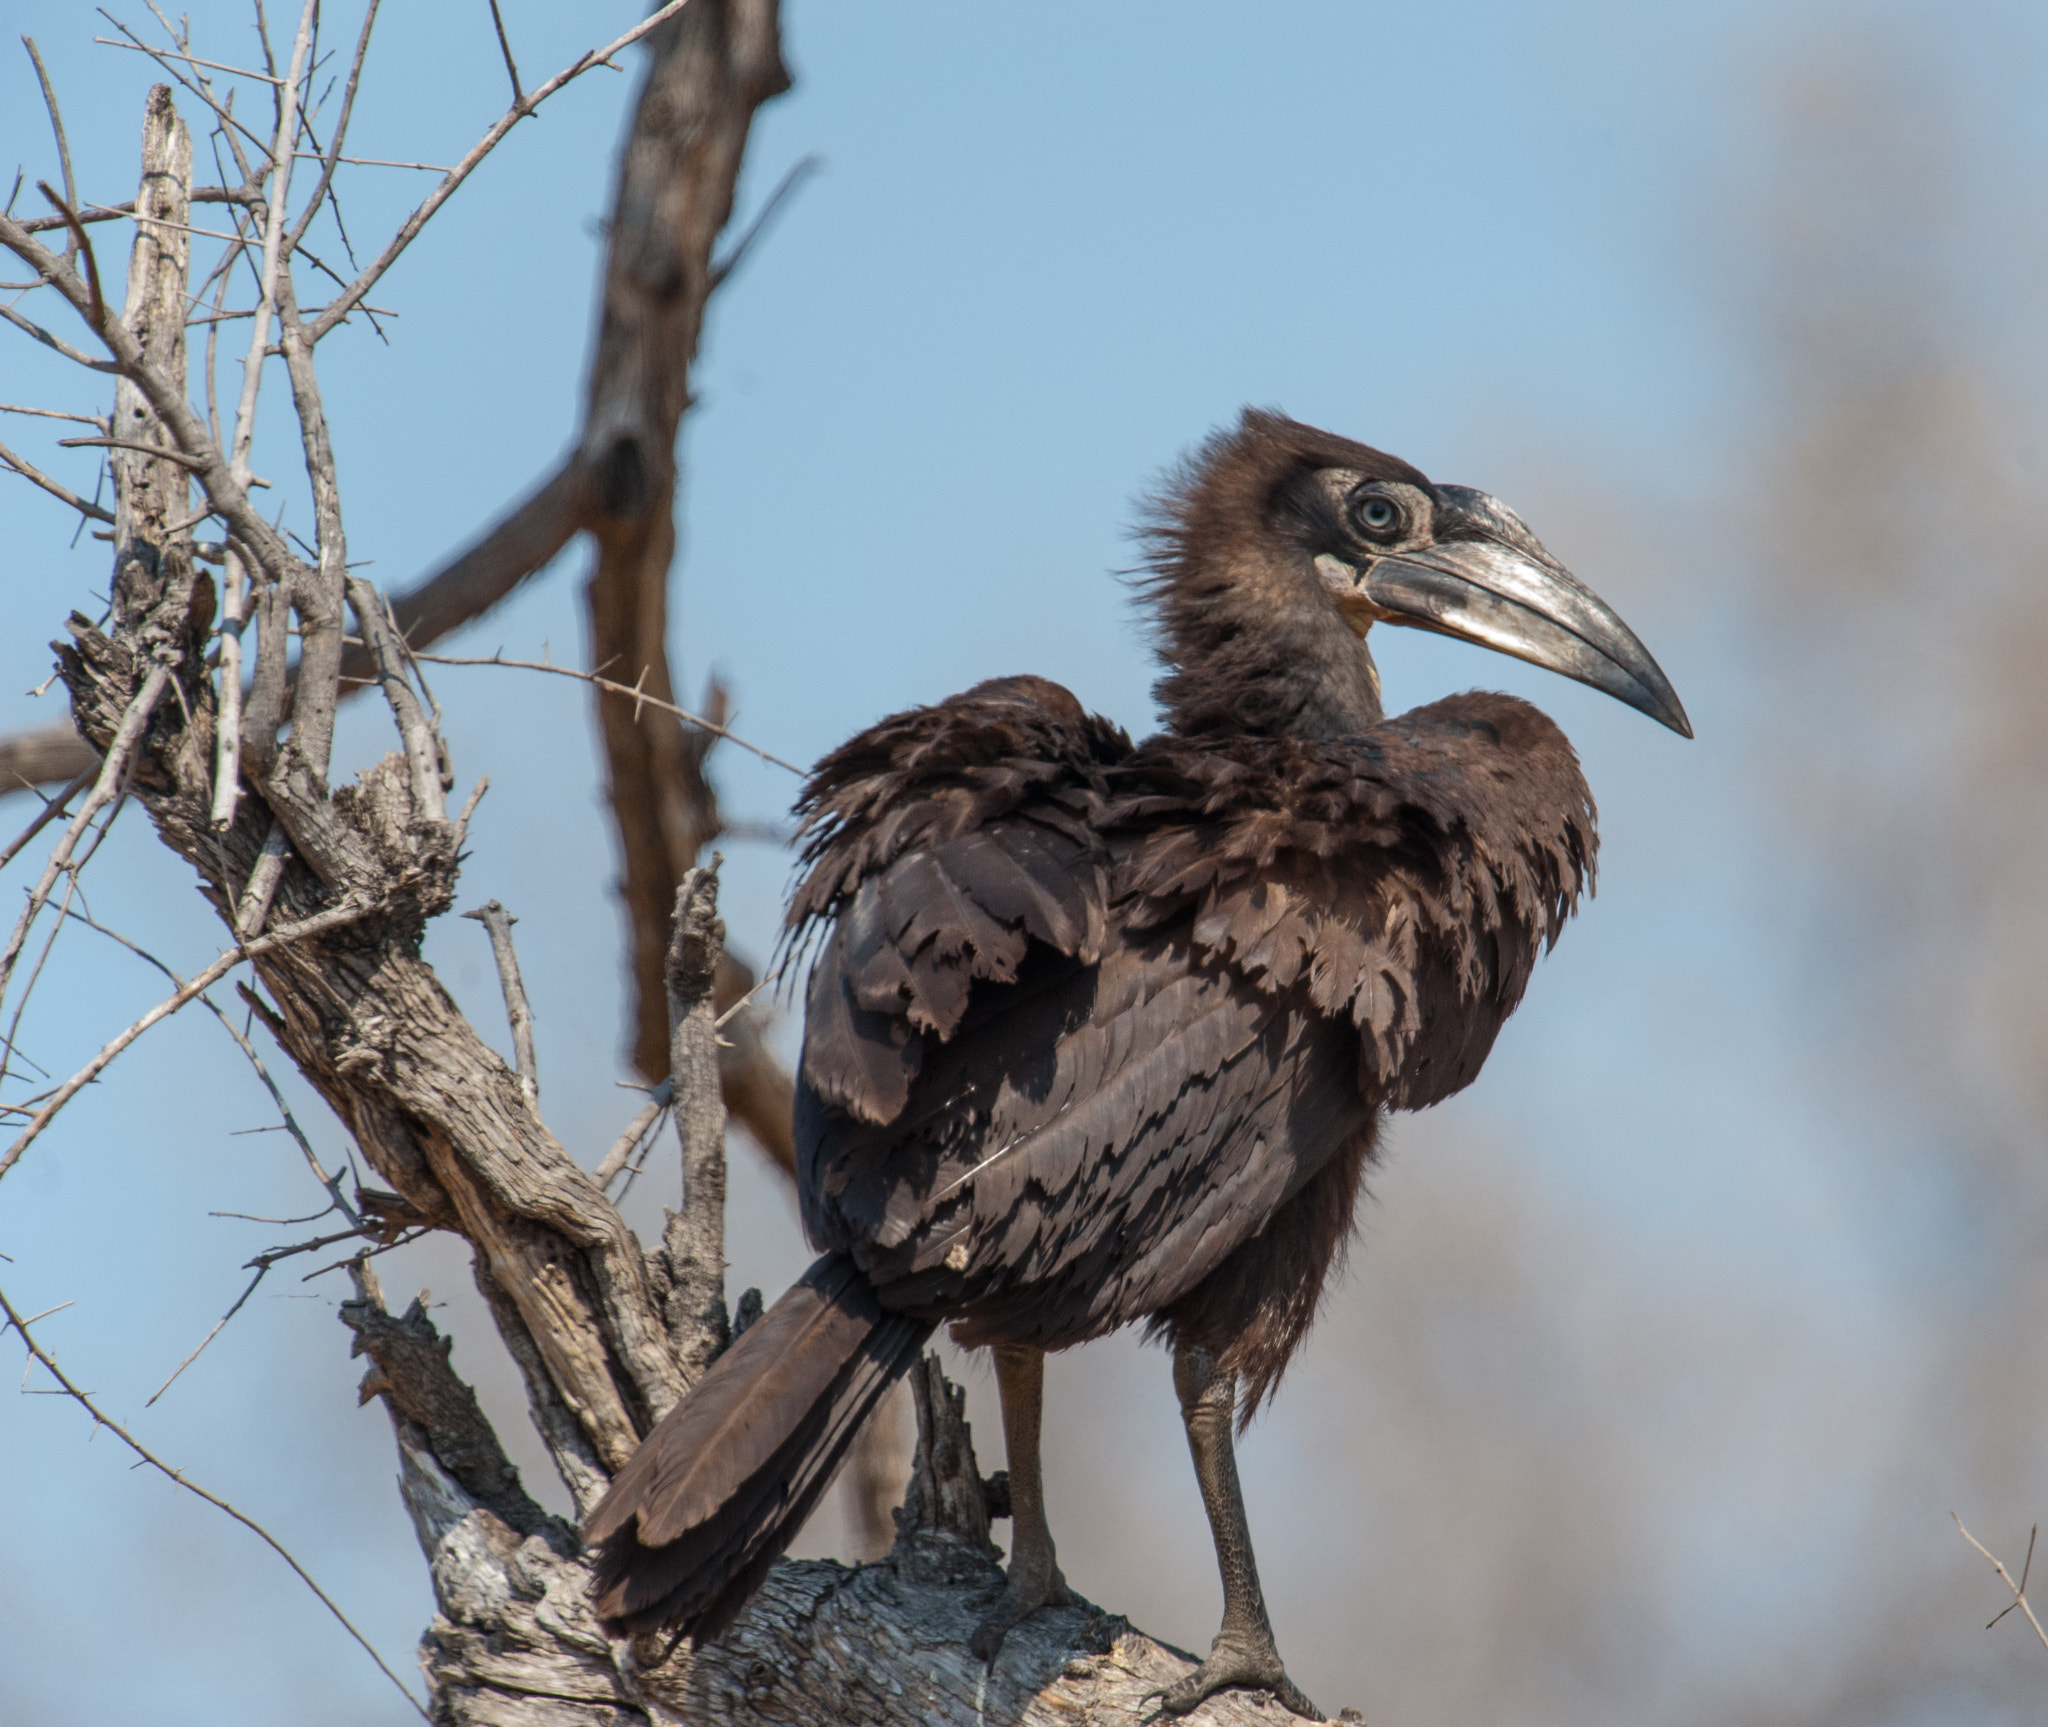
[1140,409,1691,740]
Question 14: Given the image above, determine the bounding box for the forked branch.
[1956,1516,2048,1655]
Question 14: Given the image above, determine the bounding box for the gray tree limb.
[0,720,98,794]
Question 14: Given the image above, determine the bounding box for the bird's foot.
[967,1561,1071,1664]
[1158,1629,1320,1720]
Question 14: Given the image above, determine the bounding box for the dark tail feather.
[584,1253,933,1642]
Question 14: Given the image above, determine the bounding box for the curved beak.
[1351,485,1692,738]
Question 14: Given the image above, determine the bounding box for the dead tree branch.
[1956,1516,2048,1655]
[15,69,694,1500]
[2,2,800,1182]
[23,38,81,264]
[464,898,540,1115]
[658,860,729,1382]
[579,0,790,1092]
[595,1079,671,1188]
[343,1286,567,1545]
[2,11,801,1169]
[0,435,116,521]
[416,652,803,776]
[0,768,95,869]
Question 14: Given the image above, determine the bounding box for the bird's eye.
[1350,492,1403,539]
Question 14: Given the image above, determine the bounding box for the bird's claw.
[967,1564,1071,1665]
[1158,1631,1320,1720]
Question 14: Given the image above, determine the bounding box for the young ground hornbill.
[585,410,1690,1715]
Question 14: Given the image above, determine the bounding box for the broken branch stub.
[896,1353,999,1562]
[464,898,541,1114]
[659,858,731,1384]
[342,1289,566,1548]
[109,85,192,634]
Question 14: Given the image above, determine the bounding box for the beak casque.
[1355,486,1693,738]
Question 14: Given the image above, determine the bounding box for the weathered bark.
[382,1333,1325,1727]
[109,85,192,627]
[342,1284,566,1548]
[658,863,731,1383]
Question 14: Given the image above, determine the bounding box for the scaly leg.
[969,1342,1070,1662]
[1161,1341,1320,1719]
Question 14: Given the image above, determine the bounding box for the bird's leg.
[968,1341,1069,1662]
[1161,1341,1320,1720]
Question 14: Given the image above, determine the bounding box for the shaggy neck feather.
[1151,554,1385,740]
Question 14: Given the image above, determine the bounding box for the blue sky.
[4,3,2046,1722]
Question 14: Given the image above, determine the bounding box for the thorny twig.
[0,758,135,1095]
[0,770,95,871]
[610,1119,667,1203]
[146,1216,389,1407]
[2,861,89,1115]
[55,434,207,466]
[229,0,315,488]
[283,0,381,253]
[0,1280,429,1718]
[710,152,820,288]
[0,663,169,1020]
[12,184,263,236]
[272,268,361,792]
[416,650,804,775]
[0,240,291,590]
[304,0,697,344]
[90,39,282,84]
[0,437,116,522]
[0,402,107,426]
[145,1262,270,1404]
[49,900,356,1229]
[0,160,331,600]
[594,1077,673,1188]
[0,300,117,371]
[295,1224,425,1287]
[94,18,268,193]
[38,183,108,330]
[714,964,782,1030]
[235,820,290,938]
[0,895,379,1178]
[197,5,321,827]
[484,0,524,108]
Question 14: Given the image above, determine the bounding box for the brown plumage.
[586,411,1687,1712]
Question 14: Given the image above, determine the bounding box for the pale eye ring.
[1350,491,1402,538]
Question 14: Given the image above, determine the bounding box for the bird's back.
[786,675,1597,1404]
